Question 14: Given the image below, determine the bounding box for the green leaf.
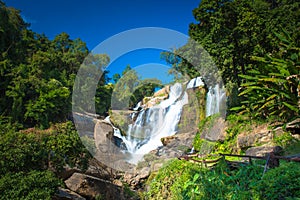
[259,77,287,84]
[193,173,200,182]
[266,94,277,101]
[282,102,299,112]
[230,106,244,111]
[239,74,259,81]
[258,99,275,111]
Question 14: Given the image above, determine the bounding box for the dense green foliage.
[189,0,299,85]
[0,120,90,199]
[145,159,200,199]
[0,170,62,200]
[236,32,299,122]
[0,120,90,175]
[0,1,115,128]
[164,0,300,117]
[146,159,300,199]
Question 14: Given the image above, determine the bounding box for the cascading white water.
[111,77,225,163]
[115,82,188,158]
[186,76,204,89]
[205,84,226,117]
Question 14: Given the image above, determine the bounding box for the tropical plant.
[234,31,299,122]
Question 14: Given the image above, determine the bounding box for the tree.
[0,5,90,128]
[0,1,28,115]
[111,65,140,109]
[166,0,300,110]
[111,65,162,109]
[189,0,299,86]
[112,73,121,83]
[72,53,110,114]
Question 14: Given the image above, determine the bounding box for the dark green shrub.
[255,162,300,199]
[0,170,62,200]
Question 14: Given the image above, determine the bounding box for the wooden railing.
[178,152,300,173]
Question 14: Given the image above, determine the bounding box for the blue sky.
[4,0,200,83]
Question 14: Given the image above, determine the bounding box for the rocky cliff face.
[177,86,206,134]
[142,85,170,108]
[62,113,138,199]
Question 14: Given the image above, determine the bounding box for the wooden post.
[268,152,280,168]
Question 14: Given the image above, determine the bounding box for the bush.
[145,159,200,199]
[0,121,91,175]
[0,170,62,200]
[255,162,300,199]
[145,158,300,199]
[181,159,262,200]
[0,128,47,174]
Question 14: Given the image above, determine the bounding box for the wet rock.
[139,167,151,179]
[286,118,300,134]
[245,146,283,157]
[53,187,86,200]
[57,166,81,180]
[151,162,163,172]
[161,136,176,146]
[94,119,126,156]
[65,173,125,200]
[161,129,198,149]
[143,86,170,108]
[201,117,227,142]
[237,125,273,149]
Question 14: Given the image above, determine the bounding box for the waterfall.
[205,84,226,117]
[186,76,204,89]
[113,82,188,158]
[110,77,225,163]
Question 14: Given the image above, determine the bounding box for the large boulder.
[73,112,98,132]
[237,124,273,149]
[201,117,227,142]
[65,173,125,200]
[94,120,134,172]
[245,146,283,157]
[161,129,198,148]
[94,119,115,153]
